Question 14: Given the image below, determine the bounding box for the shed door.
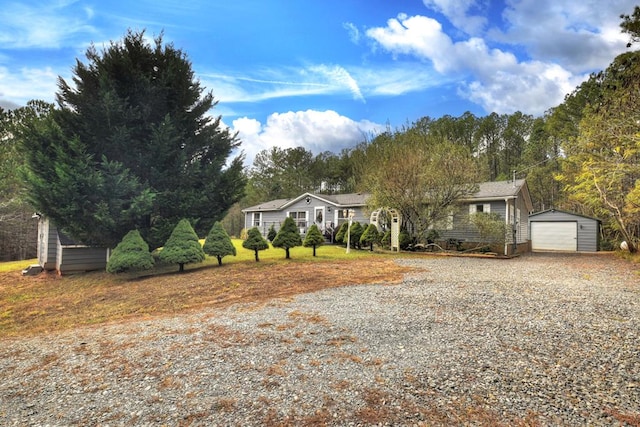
[531,222,577,252]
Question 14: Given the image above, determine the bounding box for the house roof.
[468,179,526,199]
[461,179,533,212]
[242,192,369,213]
[243,180,533,213]
[243,198,292,212]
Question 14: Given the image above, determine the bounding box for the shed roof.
[529,208,601,222]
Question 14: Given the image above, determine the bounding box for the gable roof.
[243,180,533,213]
[242,192,369,213]
[469,179,526,199]
[529,208,601,222]
[462,179,533,212]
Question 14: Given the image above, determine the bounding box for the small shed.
[37,217,109,274]
[529,209,600,252]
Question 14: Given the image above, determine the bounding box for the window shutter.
[484,203,490,213]
[469,204,476,214]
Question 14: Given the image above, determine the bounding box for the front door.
[314,207,325,231]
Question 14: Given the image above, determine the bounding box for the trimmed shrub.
[267,224,277,242]
[349,222,364,249]
[106,230,154,273]
[335,222,348,245]
[303,224,324,256]
[158,219,205,272]
[203,221,236,266]
[360,223,380,251]
[242,227,269,261]
[272,217,302,259]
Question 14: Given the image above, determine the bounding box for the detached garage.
[529,209,600,252]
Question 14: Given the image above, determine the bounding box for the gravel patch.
[1,253,639,426]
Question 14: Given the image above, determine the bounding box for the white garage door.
[531,222,577,252]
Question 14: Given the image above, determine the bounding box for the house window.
[289,211,307,229]
[252,212,261,227]
[469,203,490,214]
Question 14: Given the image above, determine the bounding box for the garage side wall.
[530,210,599,252]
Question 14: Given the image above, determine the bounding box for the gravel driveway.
[1,253,639,426]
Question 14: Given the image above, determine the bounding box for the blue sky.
[0,0,637,165]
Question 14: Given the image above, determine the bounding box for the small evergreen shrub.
[203,221,236,266]
[272,217,303,259]
[106,230,155,273]
[360,223,380,251]
[158,219,205,272]
[303,224,324,256]
[242,227,269,261]
[267,224,277,242]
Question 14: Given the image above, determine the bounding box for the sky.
[0,0,637,165]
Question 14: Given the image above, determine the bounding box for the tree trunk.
[217,256,223,266]
[285,248,290,259]
[254,249,260,262]
[179,263,184,272]
[313,245,317,257]
[615,216,637,253]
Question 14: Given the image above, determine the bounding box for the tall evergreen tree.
[203,221,236,266]
[272,216,303,259]
[158,219,205,272]
[20,30,245,248]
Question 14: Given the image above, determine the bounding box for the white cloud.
[365,13,590,115]
[200,64,364,104]
[0,66,60,107]
[230,110,384,165]
[353,65,450,96]
[0,2,96,49]
[308,64,365,102]
[343,22,361,44]
[422,0,487,35]
[490,0,634,72]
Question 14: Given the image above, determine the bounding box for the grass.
[0,240,411,338]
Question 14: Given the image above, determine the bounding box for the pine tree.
[303,224,324,256]
[272,217,303,259]
[242,227,269,262]
[203,221,236,266]
[106,230,155,273]
[158,219,205,272]
[360,224,380,251]
[20,30,245,249]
